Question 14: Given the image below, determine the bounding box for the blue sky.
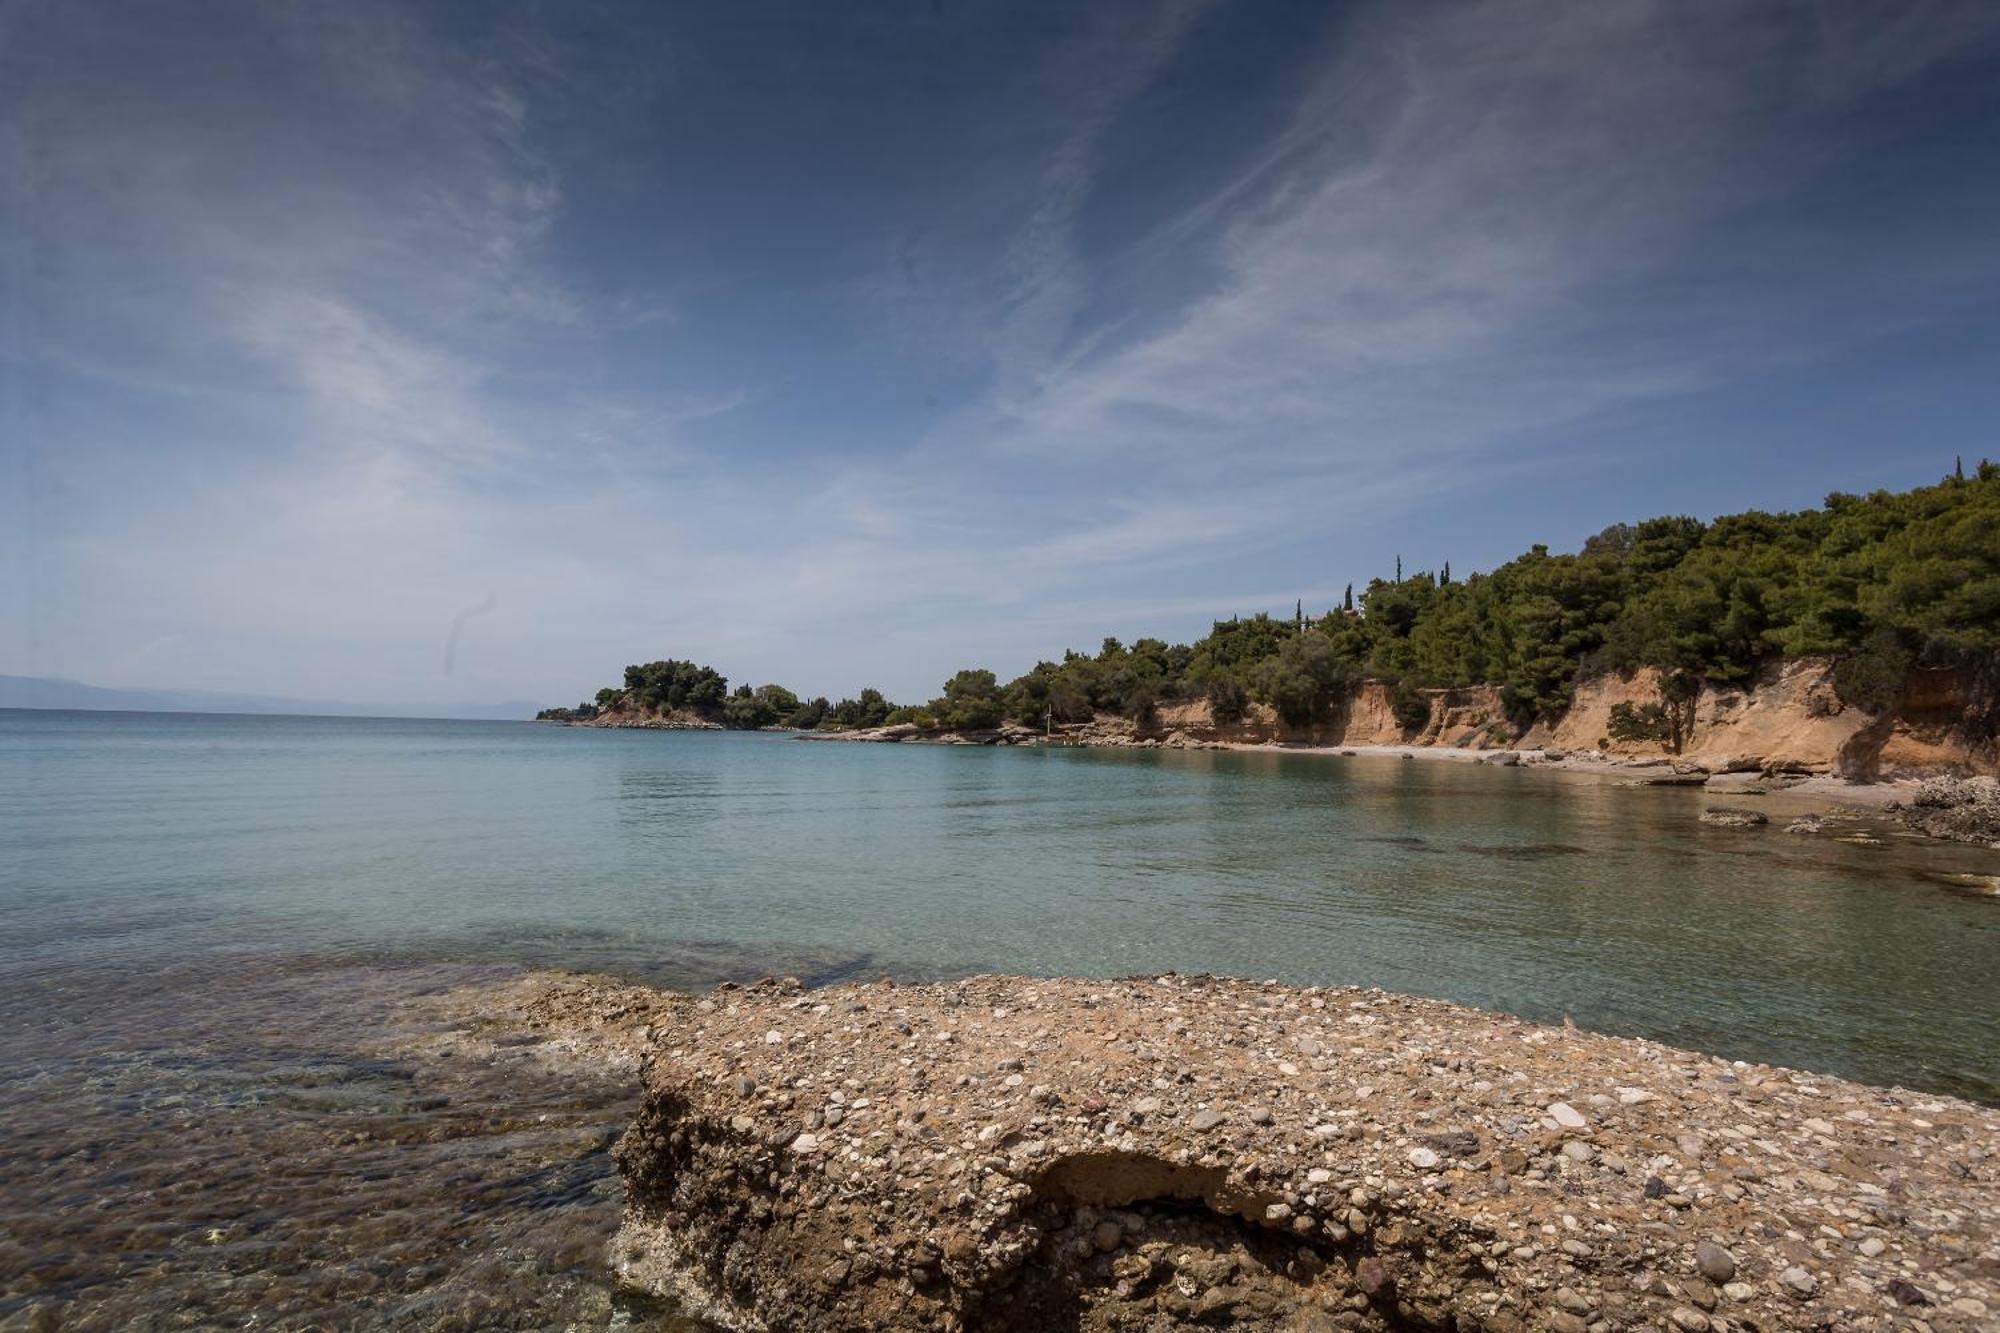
[5,1,2000,708]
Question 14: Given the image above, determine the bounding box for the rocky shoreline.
[803,725,2000,853]
[491,971,2000,1332]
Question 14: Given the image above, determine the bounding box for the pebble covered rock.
[522,972,1999,1332]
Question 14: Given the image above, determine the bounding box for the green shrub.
[1831,631,1912,713]
[1206,674,1249,725]
[1390,681,1430,732]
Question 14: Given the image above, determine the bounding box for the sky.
[5,0,2000,710]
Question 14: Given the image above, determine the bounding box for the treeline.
[543,464,1998,732]
[536,658,900,731]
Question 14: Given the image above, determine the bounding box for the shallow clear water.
[2,708,1998,1326]
[3,708,1997,1095]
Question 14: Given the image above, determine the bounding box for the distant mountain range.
[0,675,539,721]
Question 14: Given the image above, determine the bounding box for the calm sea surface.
[3,708,1998,1326]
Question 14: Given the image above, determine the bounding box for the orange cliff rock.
[828,658,1996,779]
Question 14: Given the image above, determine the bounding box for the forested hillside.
[543,464,1998,733]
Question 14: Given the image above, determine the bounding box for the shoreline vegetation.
[540,469,2000,845]
[540,470,1998,772]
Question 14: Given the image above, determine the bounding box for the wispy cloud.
[986,1,1212,398]
[6,0,1998,706]
[973,0,2000,483]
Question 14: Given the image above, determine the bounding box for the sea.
[3,709,1996,1327]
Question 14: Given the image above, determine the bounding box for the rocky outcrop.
[585,973,2000,1333]
[577,705,724,730]
[1899,776,2000,846]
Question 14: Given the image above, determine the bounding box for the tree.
[1250,632,1353,728]
[545,470,2000,736]
[827,687,895,729]
[785,696,829,729]
[723,686,780,730]
[938,669,1004,730]
[1390,680,1430,733]
[1206,673,1250,725]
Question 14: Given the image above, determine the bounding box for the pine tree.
[1395,554,1402,580]
[1343,583,1354,612]
[1295,599,1303,632]
[1442,560,1451,585]
[1957,455,1966,481]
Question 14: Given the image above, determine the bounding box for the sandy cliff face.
[826,659,1995,776]
[1858,664,2000,776]
[1147,686,1506,750]
[1526,661,1867,774]
[1520,659,1996,778]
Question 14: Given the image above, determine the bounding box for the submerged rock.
[558,973,2000,1332]
[1699,807,1770,827]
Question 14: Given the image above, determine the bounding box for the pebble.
[571,970,2000,1333]
[1694,1240,1736,1285]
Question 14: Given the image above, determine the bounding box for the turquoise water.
[2,708,1998,1096]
